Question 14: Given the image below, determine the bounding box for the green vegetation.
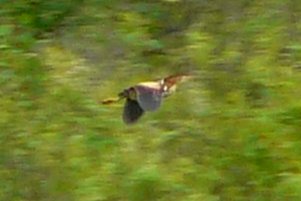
[1,0,301,200]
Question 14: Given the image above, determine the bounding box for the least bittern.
[102,74,192,124]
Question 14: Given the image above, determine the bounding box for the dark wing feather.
[135,85,162,112]
[123,98,144,124]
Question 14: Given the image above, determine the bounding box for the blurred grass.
[1,0,301,201]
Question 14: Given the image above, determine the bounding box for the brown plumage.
[101,73,193,124]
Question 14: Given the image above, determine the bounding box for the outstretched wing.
[123,98,144,124]
[135,85,162,112]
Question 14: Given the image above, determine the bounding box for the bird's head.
[160,73,193,96]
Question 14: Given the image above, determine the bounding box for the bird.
[101,73,193,124]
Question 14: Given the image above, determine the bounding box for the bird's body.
[102,73,192,124]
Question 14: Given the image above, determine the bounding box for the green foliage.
[1,0,301,201]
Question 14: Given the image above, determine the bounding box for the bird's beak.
[179,74,194,83]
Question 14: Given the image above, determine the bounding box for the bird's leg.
[101,87,136,105]
[101,97,123,104]
[101,91,127,105]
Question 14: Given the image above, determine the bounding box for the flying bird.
[101,74,193,124]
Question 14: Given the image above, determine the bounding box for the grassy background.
[1,0,301,200]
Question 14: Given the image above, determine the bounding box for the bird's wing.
[135,85,162,112]
[123,99,144,124]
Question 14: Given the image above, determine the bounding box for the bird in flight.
[101,73,193,124]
